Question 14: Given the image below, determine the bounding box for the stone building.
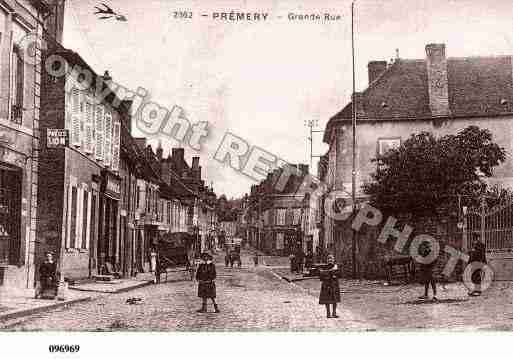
[0,0,49,295]
[323,43,513,278]
[248,164,309,256]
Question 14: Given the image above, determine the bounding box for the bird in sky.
[94,3,127,22]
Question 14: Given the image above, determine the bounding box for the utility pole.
[351,1,358,279]
[305,119,323,173]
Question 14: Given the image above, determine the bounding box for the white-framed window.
[66,177,77,249]
[11,21,28,125]
[377,137,401,156]
[276,208,286,225]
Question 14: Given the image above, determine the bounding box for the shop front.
[98,170,121,274]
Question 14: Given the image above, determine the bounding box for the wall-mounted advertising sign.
[46,129,69,148]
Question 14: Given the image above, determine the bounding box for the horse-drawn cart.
[157,232,197,281]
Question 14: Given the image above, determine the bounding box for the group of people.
[36,234,489,320]
[289,250,315,274]
[418,234,488,301]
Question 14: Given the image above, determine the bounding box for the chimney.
[120,100,133,133]
[172,148,184,161]
[156,141,163,161]
[192,157,200,170]
[134,138,146,150]
[44,0,66,44]
[425,44,450,117]
[368,61,387,85]
[298,164,309,175]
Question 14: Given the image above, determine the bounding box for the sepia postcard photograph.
[0,0,513,356]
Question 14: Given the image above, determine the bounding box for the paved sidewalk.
[0,270,190,322]
[0,290,92,322]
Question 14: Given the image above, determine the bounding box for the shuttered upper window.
[84,98,94,154]
[11,44,24,124]
[71,88,81,146]
[95,105,104,160]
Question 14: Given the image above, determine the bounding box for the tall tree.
[363,126,506,218]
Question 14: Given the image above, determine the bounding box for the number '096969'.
[49,345,80,353]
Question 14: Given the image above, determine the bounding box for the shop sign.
[102,171,121,199]
[46,129,69,148]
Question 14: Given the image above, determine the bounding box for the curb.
[0,296,93,323]
[70,280,154,294]
[272,273,318,283]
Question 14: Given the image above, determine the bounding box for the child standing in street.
[196,253,220,313]
[319,254,341,318]
[418,242,438,301]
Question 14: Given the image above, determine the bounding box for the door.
[0,165,22,265]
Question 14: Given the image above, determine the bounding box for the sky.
[61,0,513,198]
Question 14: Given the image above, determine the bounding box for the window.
[71,88,81,146]
[11,44,24,124]
[276,208,286,225]
[377,138,401,156]
[69,186,78,248]
[82,190,89,249]
[90,193,96,250]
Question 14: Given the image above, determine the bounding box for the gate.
[464,199,513,252]
[464,198,513,280]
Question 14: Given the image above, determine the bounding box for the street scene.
[2,0,513,342]
[2,250,513,331]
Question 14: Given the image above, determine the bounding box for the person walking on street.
[296,249,305,274]
[253,252,259,267]
[469,235,487,296]
[224,251,230,267]
[319,254,341,318]
[305,250,313,273]
[150,246,160,284]
[196,253,220,313]
[418,242,438,301]
[289,252,296,273]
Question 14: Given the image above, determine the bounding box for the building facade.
[0,0,49,294]
[247,164,309,256]
[38,48,123,280]
[323,43,513,278]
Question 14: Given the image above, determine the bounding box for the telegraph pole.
[305,119,323,173]
[351,1,358,278]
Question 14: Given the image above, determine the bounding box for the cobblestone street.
[1,251,513,331]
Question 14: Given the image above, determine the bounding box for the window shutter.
[104,111,112,166]
[71,88,81,146]
[95,106,104,160]
[16,48,23,108]
[84,100,94,154]
[79,92,85,148]
[111,121,120,171]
